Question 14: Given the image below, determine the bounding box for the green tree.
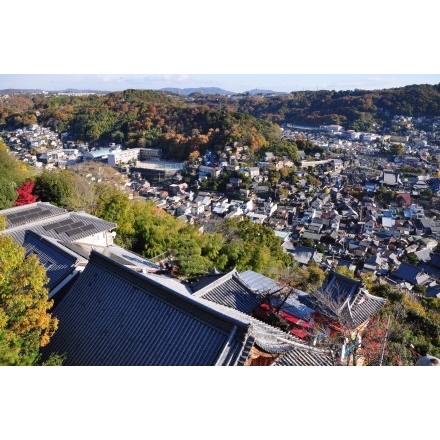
[33,170,74,209]
[0,214,6,231]
[0,140,35,209]
[0,176,18,209]
[174,236,209,279]
[368,283,440,364]
[0,235,59,365]
[390,143,405,157]
[335,266,357,279]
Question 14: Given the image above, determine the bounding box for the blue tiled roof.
[23,230,80,291]
[41,251,254,366]
[391,262,431,285]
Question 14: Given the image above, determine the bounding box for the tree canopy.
[0,234,59,365]
[0,140,35,209]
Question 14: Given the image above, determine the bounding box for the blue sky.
[1,74,439,93]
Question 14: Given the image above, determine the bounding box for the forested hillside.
[2,90,285,161]
[2,83,440,161]
[190,83,440,130]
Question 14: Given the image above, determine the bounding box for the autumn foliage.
[14,180,38,206]
[0,235,58,365]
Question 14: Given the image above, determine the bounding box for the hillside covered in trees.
[2,83,440,161]
[2,90,286,161]
[191,83,440,131]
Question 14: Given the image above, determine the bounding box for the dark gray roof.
[289,246,323,265]
[192,270,268,314]
[300,271,387,328]
[391,262,431,285]
[381,171,402,186]
[41,251,255,366]
[301,231,322,241]
[22,230,80,291]
[323,271,362,302]
[348,291,387,328]
[190,273,228,292]
[190,272,316,353]
[271,346,334,366]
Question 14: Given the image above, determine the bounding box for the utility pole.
[379,314,391,366]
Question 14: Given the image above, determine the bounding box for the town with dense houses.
[5,120,440,301]
[2,86,440,367]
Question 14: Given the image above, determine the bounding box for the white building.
[108,149,140,166]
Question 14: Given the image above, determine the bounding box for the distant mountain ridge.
[1,87,287,97]
[159,87,236,96]
[160,87,287,96]
[243,89,287,95]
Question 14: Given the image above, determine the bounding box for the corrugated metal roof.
[41,251,254,366]
[239,270,281,295]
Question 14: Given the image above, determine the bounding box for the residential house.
[247,167,260,178]
[287,246,323,266]
[396,192,412,208]
[362,254,389,275]
[264,152,275,162]
[390,262,431,287]
[380,170,403,187]
[332,159,344,172]
[198,165,222,179]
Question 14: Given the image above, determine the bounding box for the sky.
[3,3,439,96]
[1,74,440,93]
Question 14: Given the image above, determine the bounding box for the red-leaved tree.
[14,180,39,206]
